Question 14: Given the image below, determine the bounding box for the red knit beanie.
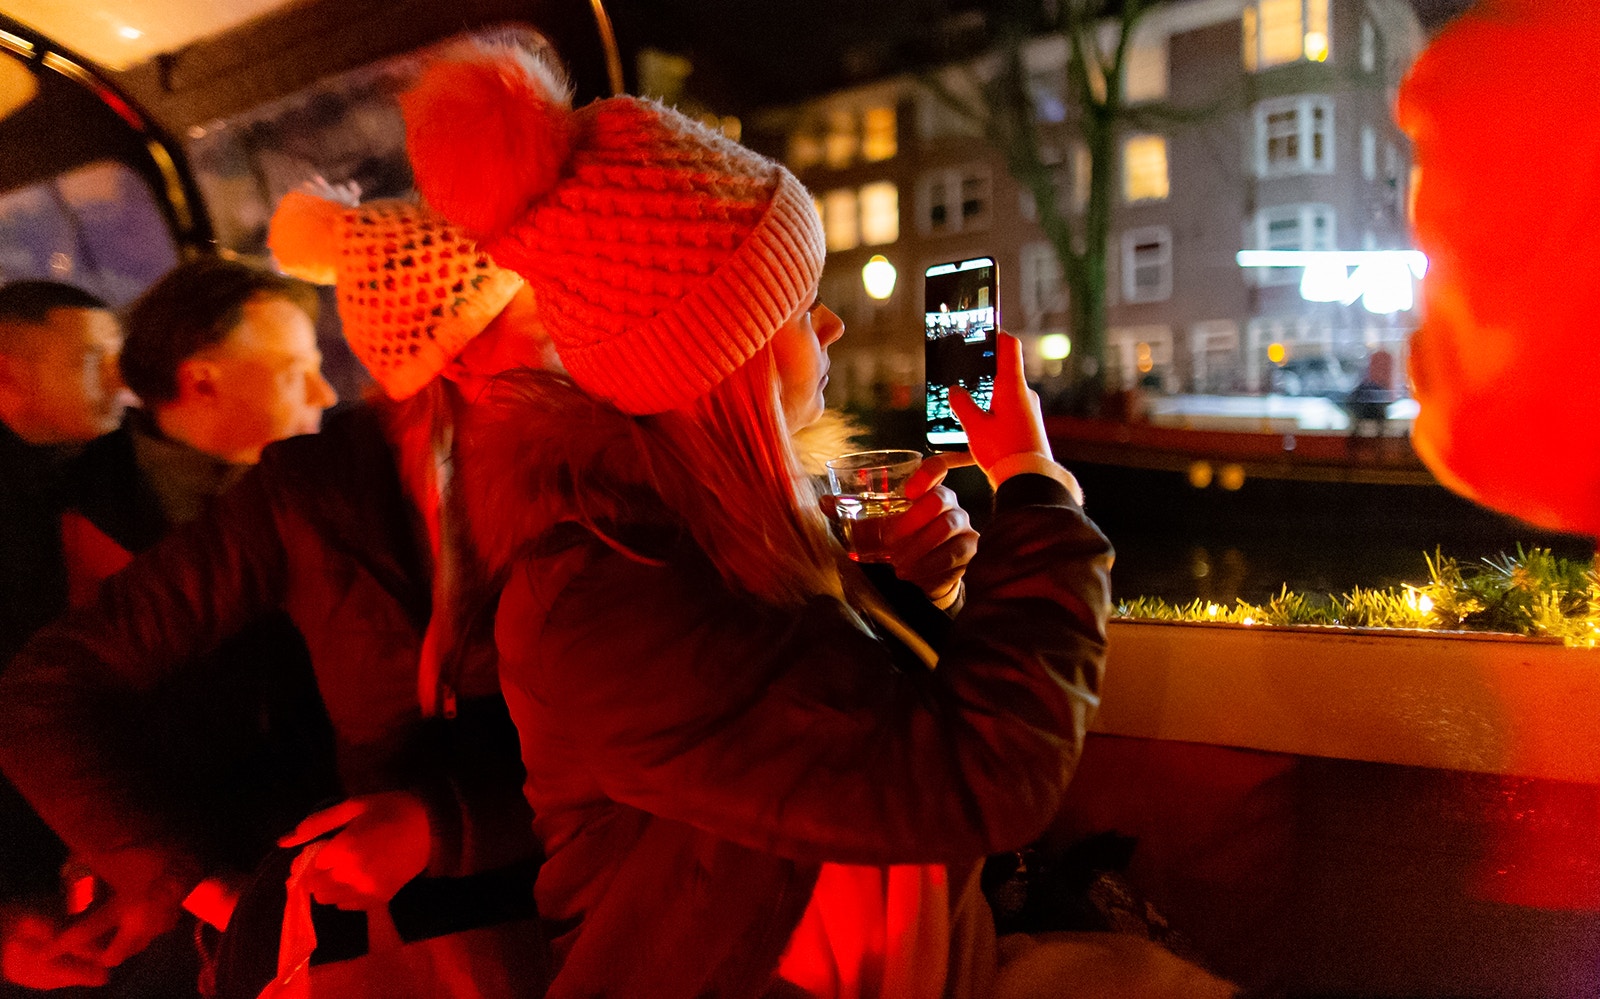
[268,190,525,400]
[400,43,825,415]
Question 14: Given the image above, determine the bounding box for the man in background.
[0,281,130,662]
[1,261,339,994]
[0,281,133,994]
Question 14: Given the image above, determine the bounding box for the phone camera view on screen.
[924,257,997,447]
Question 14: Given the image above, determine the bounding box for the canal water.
[1068,461,1596,606]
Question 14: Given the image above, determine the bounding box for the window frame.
[1253,203,1337,287]
[1121,225,1174,304]
[1254,95,1335,178]
[915,162,993,237]
[1243,0,1331,72]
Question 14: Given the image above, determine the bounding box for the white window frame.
[1107,325,1174,391]
[1190,320,1241,394]
[1121,226,1173,304]
[1255,96,1334,178]
[915,163,993,236]
[1253,203,1336,286]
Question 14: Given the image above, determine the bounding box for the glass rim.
[825,449,923,473]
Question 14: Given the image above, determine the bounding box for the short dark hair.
[0,281,108,325]
[121,257,320,404]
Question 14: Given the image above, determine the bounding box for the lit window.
[1254,204,1336,285]
[859,181,899,246]
[1243,4,1258,72]
[1361,126,1376,181]
[1124,37,1168,104]
[823,189,859,252]
[1360,18,1377,72]
[1123,135,1169,203]
[789,131,824,171]
[916,164,992,236]
[825,109,857,169]
[1255,96,1334,177]
[862,106,897,161]
[1121,226,1173,303]
[1244,0,1330,71]
[1020,242,1066,318]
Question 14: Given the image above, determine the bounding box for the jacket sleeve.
[497,474,1111,867]
[0,467,289,900]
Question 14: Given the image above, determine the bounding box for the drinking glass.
[824,449,921,563]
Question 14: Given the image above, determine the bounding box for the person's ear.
[0,352,22,393]
[174,357,222,404]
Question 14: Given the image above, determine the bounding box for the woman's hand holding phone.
[948,332,1082,503]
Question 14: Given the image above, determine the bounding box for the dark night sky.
[606,0,1479,113]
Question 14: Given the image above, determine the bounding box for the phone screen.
[924,257,998,448]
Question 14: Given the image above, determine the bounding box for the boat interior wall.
[0,49,36,122]
[103,0,619,134]
[1,0,288,71]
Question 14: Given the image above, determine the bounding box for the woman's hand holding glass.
[881,468,977,607]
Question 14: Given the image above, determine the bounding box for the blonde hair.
[473,345,841,607]
[462,343,938,666]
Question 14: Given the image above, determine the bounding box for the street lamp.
[862,254,897,300]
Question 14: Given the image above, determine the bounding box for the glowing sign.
[1236,250,1428,315]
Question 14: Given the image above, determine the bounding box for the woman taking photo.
[403,43,1227,999]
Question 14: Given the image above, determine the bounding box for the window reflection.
[0,160,177,305]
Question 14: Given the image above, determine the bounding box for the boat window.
[183,24,557,259]
[0,159,178,306]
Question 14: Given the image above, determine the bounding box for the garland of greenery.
[1115,547,1600,647]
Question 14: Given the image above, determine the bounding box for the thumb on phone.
[950,333,1052,474]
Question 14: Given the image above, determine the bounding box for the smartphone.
[924,256,998,449]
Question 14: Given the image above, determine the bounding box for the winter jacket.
[0,421,77,907]
[484,443,1112,999]
[58,417,338,876]
[0,403,537,914]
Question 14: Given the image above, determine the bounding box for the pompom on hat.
[400,42,826,415]
[267,187,525,401]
